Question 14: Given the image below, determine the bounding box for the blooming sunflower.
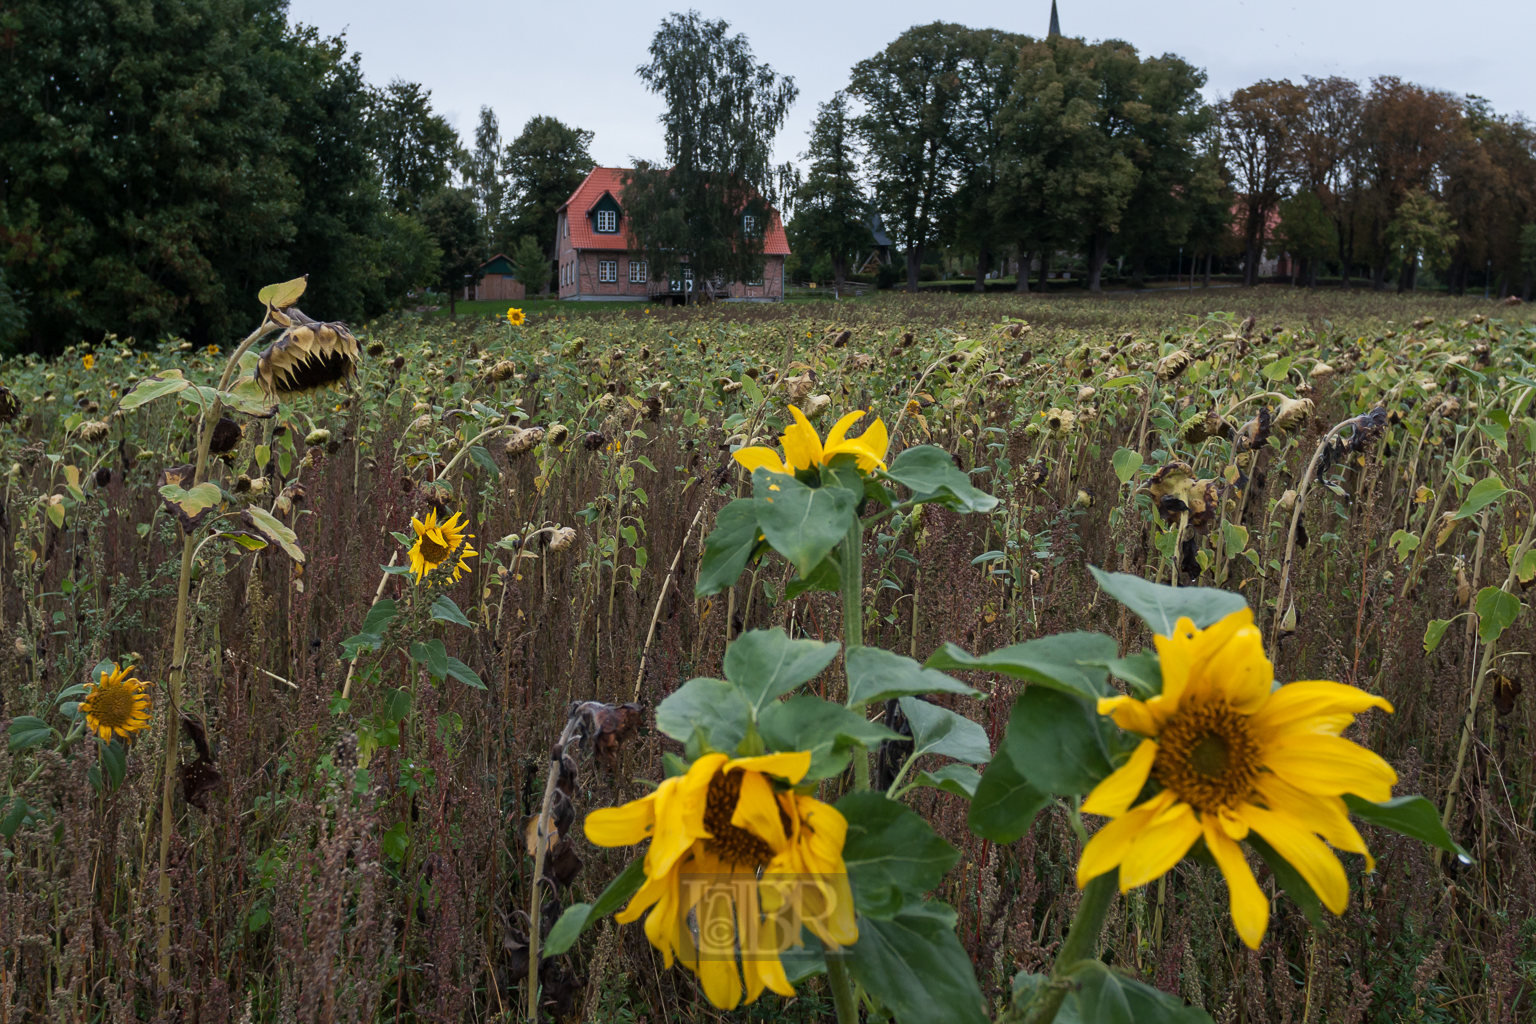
[81,663,153,741]
[81,353,95,370]
[733,406,889,477]
[585,751,857,1010]
[407,509,478,583]
[506,307,526,326]
[1078,607,1397,949]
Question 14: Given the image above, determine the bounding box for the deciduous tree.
[1218,79,1306,286]
[503,116,596,260]
[793,92,869,295]
[623,11,797,301]
[850,22,970,293]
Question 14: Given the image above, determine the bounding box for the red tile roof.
[557,166,790,255]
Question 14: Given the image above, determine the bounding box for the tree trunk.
[973,248,988,293]
[1129,255,1145,289]
[449,284,457,319]
[1523,273,1532,302]
[1203,254,1211,289]
[1039,251,1050,292]
[906,243,922,293]
[1086,233,1111,293]
[1309,259,1318,289]
[1338,223,1352,291]
[1015,246,1031,292]
[1244,237,1259,287]
[1372,261,1388,291]
[833,255,847,297]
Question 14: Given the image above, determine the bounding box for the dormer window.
[742,214,757,236]
[596,209,617,233]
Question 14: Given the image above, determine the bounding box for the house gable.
[588,192,623,237]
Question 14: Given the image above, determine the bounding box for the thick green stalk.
[1020,871,1117,1024]
[826,955,860,1024]
[839,516,869,791]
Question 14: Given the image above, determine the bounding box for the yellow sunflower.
[1078,607,1397,950]
[80,663,153,741]
[585,751,857,1010]
[81,353,95,370]
[733,406,889,477]
[407,509,477,582]
[506,307,526,326]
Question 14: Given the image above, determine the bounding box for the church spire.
[1048,0,1061,37]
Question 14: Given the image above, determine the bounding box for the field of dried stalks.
[2,289,1533,1023]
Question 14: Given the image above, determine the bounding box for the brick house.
[462,253,526,302]
[555,167,789,301]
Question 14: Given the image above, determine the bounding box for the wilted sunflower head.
[81,663,153,742]
[0,386,19,422]
[255,308,360,396]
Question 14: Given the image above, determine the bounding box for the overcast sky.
[289,0,1533,172]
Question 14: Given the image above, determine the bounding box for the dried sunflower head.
[0,387,20,422]
[255,308,360,396]
[1155,350,1193,383]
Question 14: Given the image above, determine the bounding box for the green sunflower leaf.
[758,695,900,780]
[1003,687,1113,796]
[846,646,980,708]
[430,595,474,628]
[967,734,1051,842]
[838,792,959,919]
[1089,566,1248,635]
[7,716,55,753]
[751,468,859,577]
[1342,794,1471,861]
[876,445,997,514]
[899,697,990,764]
[694,498,762,598]
[913,763,982,799]
[847,901,988,1024]
[543,856,648,957]
[655,677,751,757]
[1067,959,1214,1024]
[722,628,840,716]
[925,632,1115,702]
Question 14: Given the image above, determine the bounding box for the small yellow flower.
[585,751,856,1010]
[734,407,889,477]
[1078,608,1397,950]
[80,663,153,741]
[81,354,95,370]
[407,509,478,583]
[506,307,526,326]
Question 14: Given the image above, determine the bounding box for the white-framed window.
[713,271,724,287]
[562,216,568,238]
[595,209,617,233]
[629,260,648,283]
[598,260,617,282]
[682,268,694,292]
[748,270,764,286]
[742,214,756,236]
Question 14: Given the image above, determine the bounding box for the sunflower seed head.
[255,308,360,396]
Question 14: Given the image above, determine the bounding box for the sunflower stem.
[1021,870,1117,1024]
[152,316,276,1002]
[826,955,860,1024]
[838,515,869,792]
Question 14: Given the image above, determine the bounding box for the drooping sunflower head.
[255,309,361,396]
[1081,607,1399,951]
[732,407,889,478]
[584,750,857,1010]
[408,509,477,583]
[81,663,152,742]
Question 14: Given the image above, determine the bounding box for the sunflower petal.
[1203,816,1269,949]
[733,446,790,476]
[1118,801,1202,890]
[822,410,866,450]
[585,792,658,846]
[725,750,811,785]
[781,407,824,470]
[1076,791,1174,886]
[1252,680,1394,739]
[1265,733,1398,802]
[1096,696,1164,736]
[731,770,789,852]
[1243,805,1349,914]
[1082,739,1158,817]
[1254,775,1375,872]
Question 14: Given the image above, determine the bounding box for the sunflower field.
[1,280,1534,1024]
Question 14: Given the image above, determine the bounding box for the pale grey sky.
[288,0,1533,172]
